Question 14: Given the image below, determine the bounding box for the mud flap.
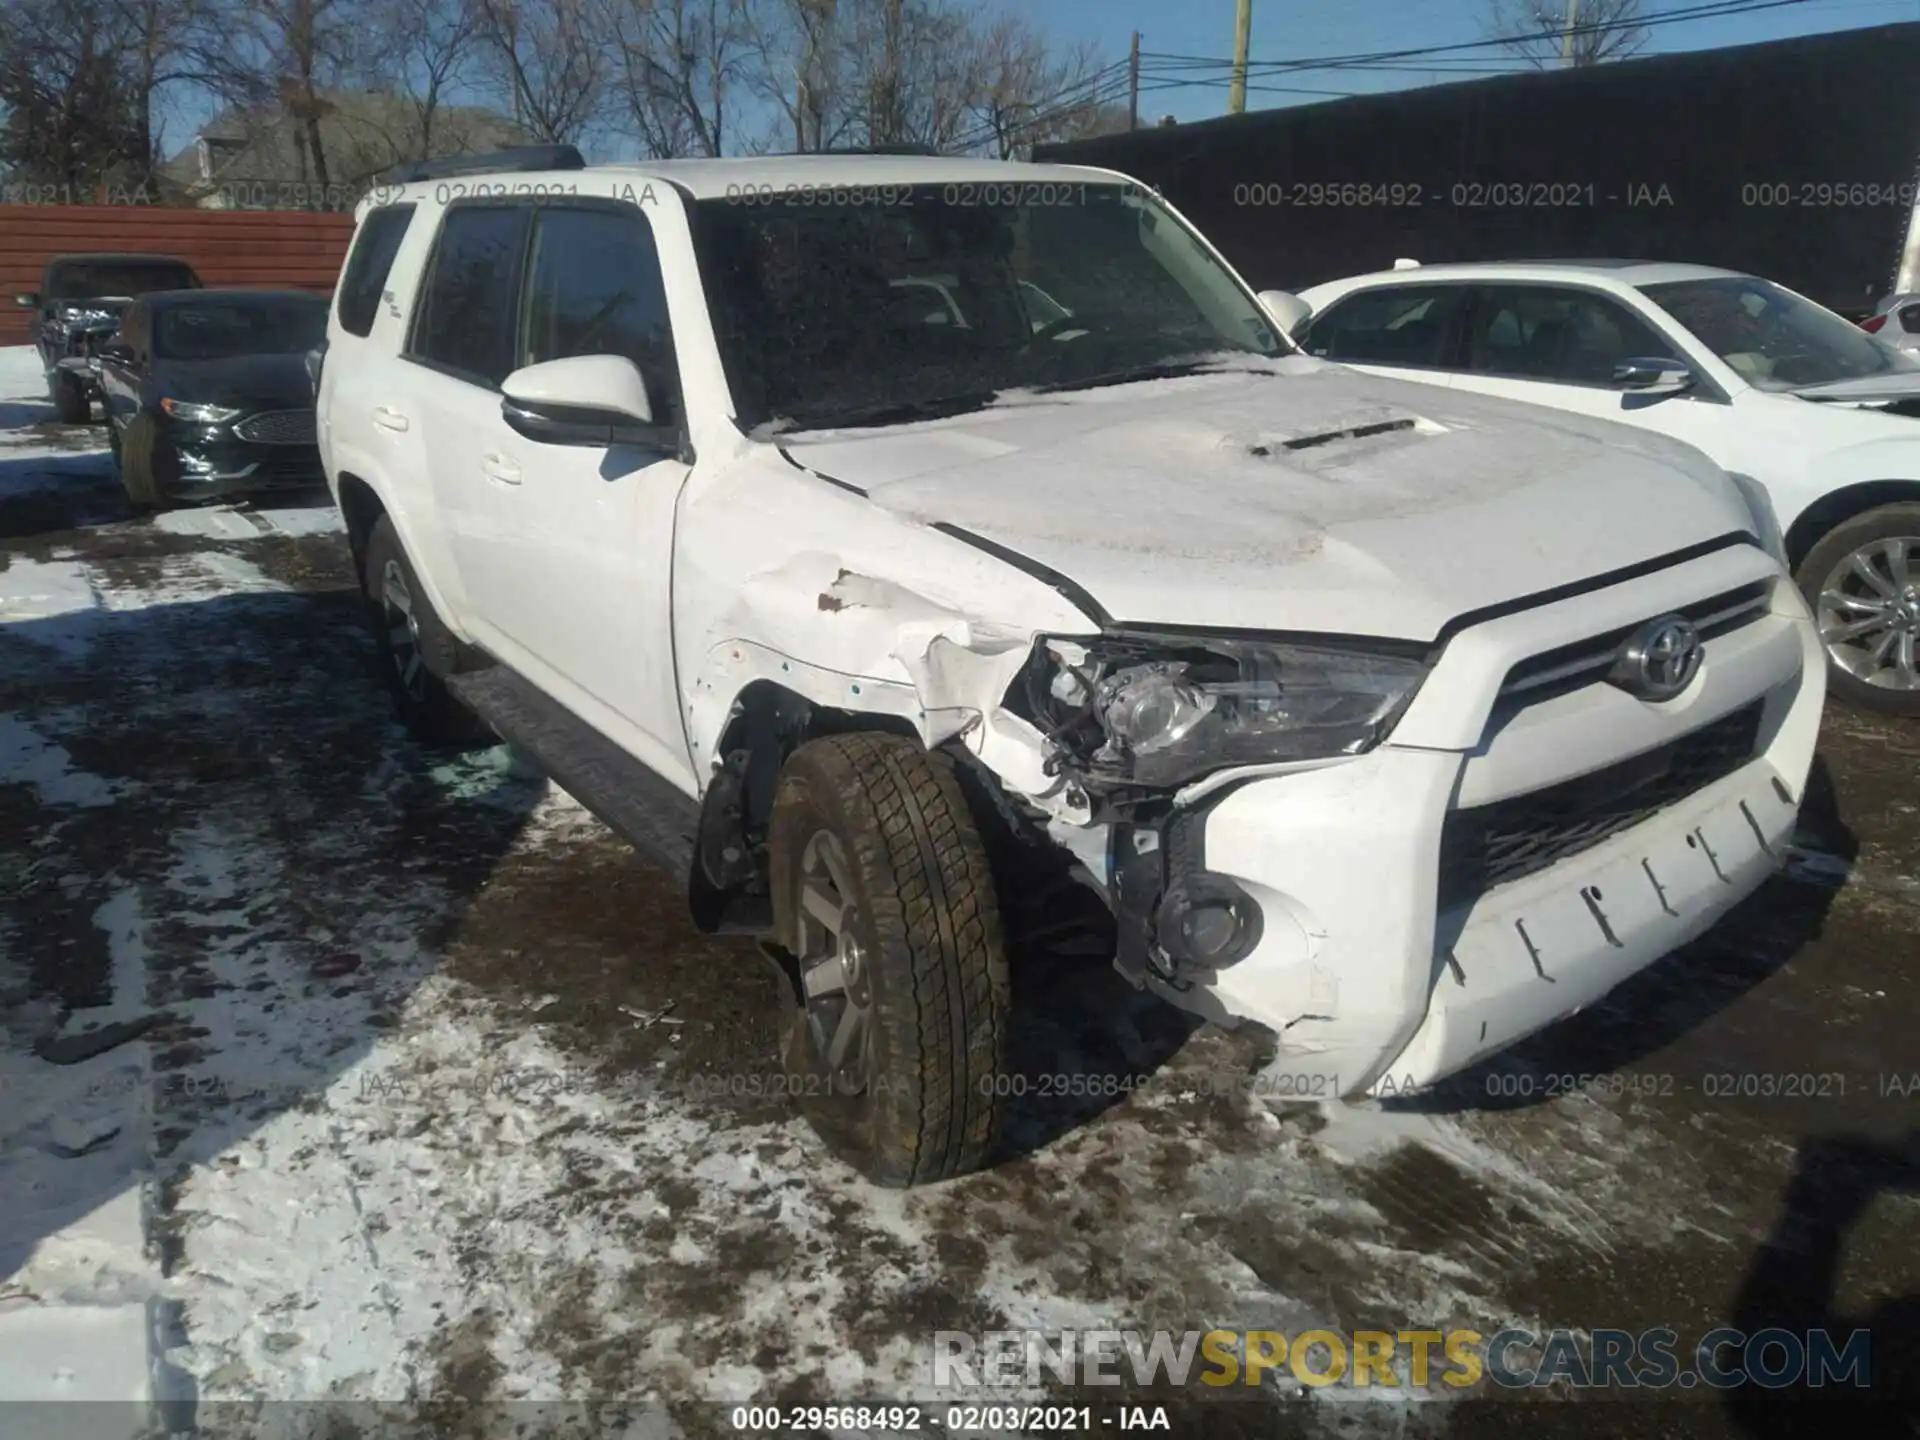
[688,749,772,934]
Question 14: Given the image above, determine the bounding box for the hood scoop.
[1249,417,1419,456]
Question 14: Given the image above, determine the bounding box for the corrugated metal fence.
[2,206,354,346]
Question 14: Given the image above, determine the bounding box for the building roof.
[164,91,530,191]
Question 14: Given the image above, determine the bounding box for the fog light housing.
[1158,876,1263,969]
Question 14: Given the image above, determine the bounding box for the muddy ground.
[1,396,1915,1440]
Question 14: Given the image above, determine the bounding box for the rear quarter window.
[337,205,417,338]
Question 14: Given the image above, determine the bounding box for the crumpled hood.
[54,298,132,331]
[777,358,1755,640]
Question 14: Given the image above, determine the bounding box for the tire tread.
[780,732,1008,1185]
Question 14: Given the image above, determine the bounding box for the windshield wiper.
[1033,354,1270,396]
[775,390,999,431]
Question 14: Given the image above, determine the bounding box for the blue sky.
[1001,0,1920,123]
[159,0,1920,163]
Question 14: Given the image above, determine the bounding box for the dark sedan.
[97,289,330,509]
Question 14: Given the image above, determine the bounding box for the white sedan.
[1865,292,1920,356]
[1270,261,1920,713]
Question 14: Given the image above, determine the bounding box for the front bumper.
[55,355,104,393]
[1113,543,1825,1097]
[156,416,326,501]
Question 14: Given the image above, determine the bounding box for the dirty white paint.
[781,366,1755,639]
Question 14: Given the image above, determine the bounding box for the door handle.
[373,406,409,432]
[481,453,521,485]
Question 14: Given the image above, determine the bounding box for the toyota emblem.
[1609,614,1703,702]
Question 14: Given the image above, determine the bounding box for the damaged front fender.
[686,553,1090,824]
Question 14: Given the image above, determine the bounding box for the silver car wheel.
[1816,535,1920,691]
[381,558,428,701]
[793,828,875,1097]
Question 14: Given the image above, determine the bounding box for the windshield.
[154,300,328,361]
[1639,276,1920,390]
[49,262,197,301]
[692,182,1284,430]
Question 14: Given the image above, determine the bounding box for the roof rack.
[385,144,586,184]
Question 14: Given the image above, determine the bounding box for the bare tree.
[190,0,375,187]
[111,0,219,192]
[962,14,1109,158]
[470,0,606,145]
[372,0,480,161]
[604,0,754,157]
[739,0,1119,156]
[840,0,980,150]
[744,0,849,151]
[0,0,141,188]
[1488,0,1649,69]
[0,0,211,191]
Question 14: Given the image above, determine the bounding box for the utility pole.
[1561,0,1582,67]
[1128,31,1141,130]
[1228,0,1252,114]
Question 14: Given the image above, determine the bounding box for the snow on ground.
[0,343,44,396]
[4,342,1918,1438]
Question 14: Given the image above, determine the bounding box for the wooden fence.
[1,206,355,346]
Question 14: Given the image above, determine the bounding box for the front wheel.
[52,371,89,424]
[1797,503,1920,716]
[769,732,1010,1187]
[117,414,163,511]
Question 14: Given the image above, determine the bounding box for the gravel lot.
[1,347,1915,1439]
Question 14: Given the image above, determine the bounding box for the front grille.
[234,408,317,445]
[1496,579,1772,706]
[1436,701,1765,911]
[249,451,326,486]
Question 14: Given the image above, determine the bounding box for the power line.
[945,64,1134,152]
[945,63,1138,154]
[1135,0,1818,79]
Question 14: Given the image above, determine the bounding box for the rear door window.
[406,204,530,388]
[336,205,416,338]
[1301,285,1470,369]
[1900,302,1920,335]
[1464,285,1679,385]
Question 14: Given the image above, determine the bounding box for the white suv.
[317,147,1825,1186]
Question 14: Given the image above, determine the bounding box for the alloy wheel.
[381,558,428,702]
[1816,536,1920,692]
[793,829,875,1096]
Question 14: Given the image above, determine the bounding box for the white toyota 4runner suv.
[316,146,1826,1187]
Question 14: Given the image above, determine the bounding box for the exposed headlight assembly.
[1028,633,1428,790]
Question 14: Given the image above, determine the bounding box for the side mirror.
[1613,356,1695,395]
[1257,289,1312,338]
[15,292,39,309]
[500,354,668,448]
